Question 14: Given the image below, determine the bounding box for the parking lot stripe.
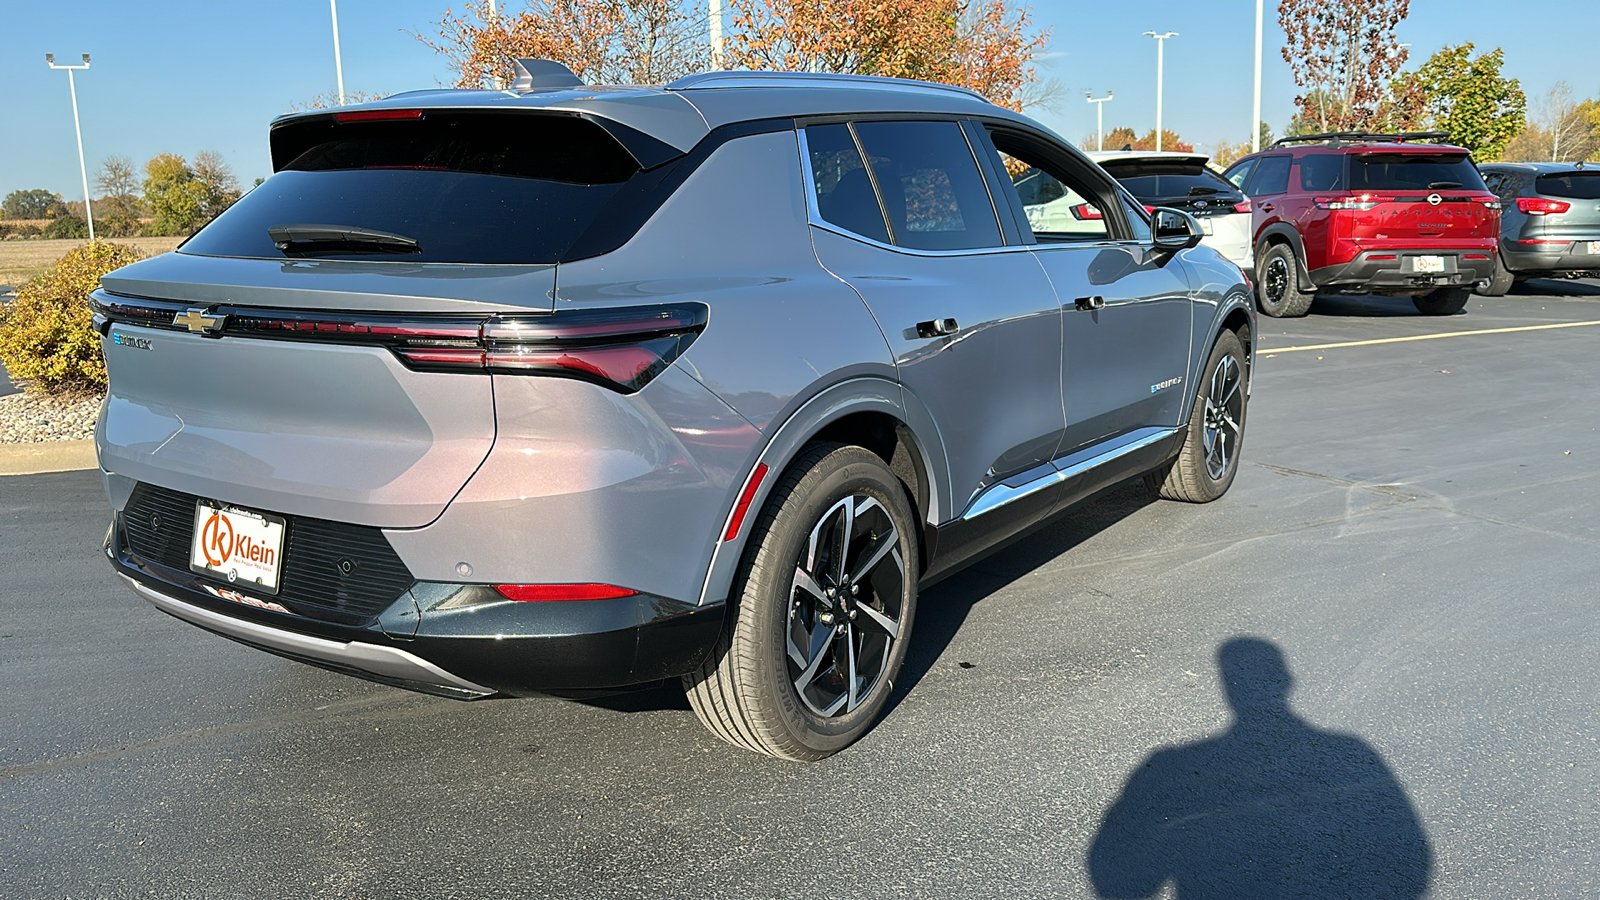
[1266,320,1600,354]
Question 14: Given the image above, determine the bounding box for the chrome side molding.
[961,427,1177,522]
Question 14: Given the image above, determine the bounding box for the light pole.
[1252,0,1263,152]
[329,0,346,105]
[45,53,94,241]
[1143,31,1177,152]
[1085,91,1113,151]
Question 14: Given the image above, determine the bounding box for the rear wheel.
[684,444,918,761]
[1413,287,1470,315]
[1146,330,1247,503]
[1256,243,1315,318]
[1478,255,1515,297]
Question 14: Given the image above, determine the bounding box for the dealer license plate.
[190,501,287,594]
[1413,255,1445,274]
[1587,241,1600,256]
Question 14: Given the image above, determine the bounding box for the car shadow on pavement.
[1086,637,1433,900]
[1306,294,1462,317]
[885,478,1156,717]
[1511,277,1600,297]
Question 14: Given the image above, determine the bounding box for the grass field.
[0,237,184,289]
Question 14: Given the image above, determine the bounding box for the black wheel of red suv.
[1256,243,1316,318]
[684,443,918,761]
[1413,287,1470,315]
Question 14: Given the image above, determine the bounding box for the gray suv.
[93,62,1255,759]
[1478,161,1600,294]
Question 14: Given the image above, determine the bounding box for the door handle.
[1260,202,1275,212]
[1074,295,1105,311]
[916,318,959,338]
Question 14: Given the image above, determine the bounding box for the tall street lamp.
[1252,0,1263,152]
[1086,91,1114,151]
[329,0,346,105]
[45,53,94,241]
[709,0,726,70]
[1142,31,1177,152]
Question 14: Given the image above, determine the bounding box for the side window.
[805,123,890,245]
[1248,155,1293,196]
[850,120,1004,251]
[984,131,1114,242]
[1225,159,1257,191]
[1121,194,1152,242]
[1299,154,1345,192]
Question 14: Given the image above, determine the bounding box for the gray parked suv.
[93,61,1255,759]
[1478,161,1600,294]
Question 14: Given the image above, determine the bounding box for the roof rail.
[510,58,584,92]
[665,70,988,102]
[1270,130,1451,148]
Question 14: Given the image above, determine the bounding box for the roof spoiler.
[510,58,584,92]
[1270,131,1451,148]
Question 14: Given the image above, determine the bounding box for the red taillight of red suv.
[1313,194,1393,211]
[1517,197,1572,216]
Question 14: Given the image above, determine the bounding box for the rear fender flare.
[1256,223,1317,291]
[696,378,950,607]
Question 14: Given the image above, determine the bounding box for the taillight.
[1517,239,1571,245]
[1517,197,1571,216]
[227,302,709,393]
[333,108,424,123]
[1233,199,1252,214]
[1481,199,1502,210]
[494,583,639,601]
[1314,194,1393,210]
[1070,202,1103,221]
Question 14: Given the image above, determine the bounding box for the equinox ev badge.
[174,307,227,335]
[1151,376,1183,394]
[111,332,152,350]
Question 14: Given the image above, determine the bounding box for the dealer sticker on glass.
[190,501,286,595]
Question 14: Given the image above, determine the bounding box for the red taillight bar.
[494,583,639,602]
[333,108,424,123]
[1517,197,1571,216]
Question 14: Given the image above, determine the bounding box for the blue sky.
[2,0,1593,202]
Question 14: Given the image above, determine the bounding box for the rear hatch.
[1334,151,1498,244]
[1527,171,1600,246]
[97,110,651,528]
[1096,156,1249,220]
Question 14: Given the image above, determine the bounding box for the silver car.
[93,62,1255,760]
[1478,161,1600,295]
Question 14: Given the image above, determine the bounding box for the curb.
[0,439,98,476]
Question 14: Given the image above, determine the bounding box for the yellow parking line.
[1265,320,1600,354]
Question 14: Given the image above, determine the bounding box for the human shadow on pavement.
[1088,637,1432,900]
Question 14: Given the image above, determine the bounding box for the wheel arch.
[696,378,951,607]
[1256,223,1317,291]
[1183,291,1256,423]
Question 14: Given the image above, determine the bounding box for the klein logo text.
[112,333,152,350]
[1151,377,1183,394]
[199,511,275,568]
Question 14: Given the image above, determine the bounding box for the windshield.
[180,113,641,264]
[1347,154,1487,192]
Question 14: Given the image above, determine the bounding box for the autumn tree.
[1278,0,1411,133]
[2,189,67,221]
[1384,44,1524,160]
[1503,82,1600,162]
[95,155,145,237]
[419,0,708,89]
[142,152,242,236]
[1091,127,1192,154]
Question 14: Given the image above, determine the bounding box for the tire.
[684,443,919,761]
[1255,242,1316,318]
[1477,255,1514,297]
[1145,330,1248,503]
[1412,287,1470,316]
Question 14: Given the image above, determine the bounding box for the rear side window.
[181,113,642,264]
[1347,154,1488,192]
[1536,172,1600,200]
[851,121,1003,252]
[1298,154,1345,192]
[1224,159,1257,191]
[1249,155,1293,196]
[806,124,891,244]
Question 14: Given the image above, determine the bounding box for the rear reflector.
[1368,254,1397,261]
[1517,197,1571,216]
[494,583,639,602]
[1463,253,1490,260]
[723,463,771,542]
[1517,239,1571,245]
[333,108,424,123]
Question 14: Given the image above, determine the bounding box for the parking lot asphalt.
[3,280,1599,898]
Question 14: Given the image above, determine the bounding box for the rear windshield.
[1347,153,1486,192]
[1098,163,1236,202]
[180,113,641,264]
[1535,172,1600,200]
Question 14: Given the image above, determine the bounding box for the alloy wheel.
[1203,354,1244,481]
[1263,255,1289,305]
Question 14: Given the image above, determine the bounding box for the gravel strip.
[0,392,103,443]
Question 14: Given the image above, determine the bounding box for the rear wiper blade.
[269,224,421,254]
[1187,186,1223,195]
[1428,181,1463,189]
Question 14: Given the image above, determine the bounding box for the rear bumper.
[1310,249,1495,293]
[109,512,725,698]
[1501,238,1600,275]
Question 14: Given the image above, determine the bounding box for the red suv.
[1223,132,1501,317]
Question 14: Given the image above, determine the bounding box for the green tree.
[1390,43,1525,160]
[2,189,68,220]
[142,152,241,236]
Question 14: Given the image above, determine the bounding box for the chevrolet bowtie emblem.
[174,307,227,335]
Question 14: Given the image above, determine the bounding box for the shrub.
[41,215,90,240]
[0,240,145,396]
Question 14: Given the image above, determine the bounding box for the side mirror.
[1151,207,1205,251]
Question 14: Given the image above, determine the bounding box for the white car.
[1088,151,1254,274]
